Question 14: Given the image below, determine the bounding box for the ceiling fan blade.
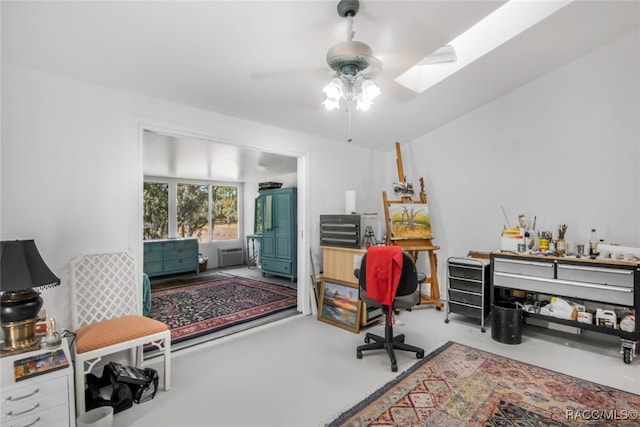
[250,67,331,80]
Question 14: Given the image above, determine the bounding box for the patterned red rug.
[329,341,639,426]
[150,276,297,344]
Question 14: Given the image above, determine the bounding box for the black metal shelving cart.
[445,257,491,332]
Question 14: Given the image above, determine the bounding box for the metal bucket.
[491,301,523,344]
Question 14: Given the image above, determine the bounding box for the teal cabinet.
[144,237,199,277]
[258,187,297,280]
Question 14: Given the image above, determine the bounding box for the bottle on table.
[589,229,598,256]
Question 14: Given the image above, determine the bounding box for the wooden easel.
[382,142,443,309]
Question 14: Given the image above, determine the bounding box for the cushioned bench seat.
[76,315,168,354]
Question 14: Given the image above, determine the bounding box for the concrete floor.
[112,305,640,427]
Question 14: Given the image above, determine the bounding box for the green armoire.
[258,187,297,281]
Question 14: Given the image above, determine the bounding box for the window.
[254,196,263,234]
[144,180,239,242]
[143,182,169,240]
[211,186,239,241]
[177,183,209,242]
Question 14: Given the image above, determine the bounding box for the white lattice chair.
[70,252,171,416]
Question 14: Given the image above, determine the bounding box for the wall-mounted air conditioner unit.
[218,248,243,267]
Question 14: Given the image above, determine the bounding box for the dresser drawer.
[144,251,162,263]
[148,241,174,251]
[2,376,68,425]
[174,239,197,249]
[164,247,197,260]
[261,258,292,275]
[448,264,485,281]
[493,271,555,294]
[493,258,554,278]
[2,375,67,405]
[164,258,195,271]
[557,264,633,288]
[449,277,483,293]
[143,261,163,275]
[3,402,68,427]
[448,289,483,306]
[448,301,484,320]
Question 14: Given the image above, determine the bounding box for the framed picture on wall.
[318,279,361,333]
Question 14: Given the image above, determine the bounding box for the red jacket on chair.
[365,246,404,307]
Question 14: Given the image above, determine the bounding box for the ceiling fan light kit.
[322,69,380,112]
[323,0,381,113]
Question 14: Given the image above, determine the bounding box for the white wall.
[1,64,379,330]
[2,67,138,331]
[310,144,387,262]
[391,30,639,290]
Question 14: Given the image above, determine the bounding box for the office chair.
[355,247,425,372]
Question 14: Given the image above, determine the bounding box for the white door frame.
[131,116,311,315]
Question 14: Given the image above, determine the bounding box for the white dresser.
[1,340,75,427]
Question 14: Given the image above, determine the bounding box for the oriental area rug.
[328,341,639,427]
[150,276,297,344]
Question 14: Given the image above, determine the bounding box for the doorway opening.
[138,125,309,349]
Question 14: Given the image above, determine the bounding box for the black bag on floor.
[106,362,158,404]
[85,363,133,413]
[129,367,159,403]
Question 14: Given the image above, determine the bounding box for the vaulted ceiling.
[3,1,639,155]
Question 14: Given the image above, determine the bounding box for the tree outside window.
[212,186,239,241]
[144,180,238,242]
[177,184,209,242]
[143,182,169,240]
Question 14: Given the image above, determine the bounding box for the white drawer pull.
[497,258,553,268]
[7,403,40,417]
[558,264,633,276]
[495,272,633,293]
[4,388,39,402]
[9,416,41,427]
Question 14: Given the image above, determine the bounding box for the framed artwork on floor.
[318,278,361,333]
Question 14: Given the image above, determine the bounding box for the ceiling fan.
[325,1,457,76]
[249,0,457,102]
[321,0,382,112]
[248,1,380,85]
[323,0,458,104]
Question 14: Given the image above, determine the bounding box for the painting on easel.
[392,181,414,196]
[389,203,432,240]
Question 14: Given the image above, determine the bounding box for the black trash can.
[491,301,523,344]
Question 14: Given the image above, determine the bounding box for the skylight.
[395,0,573,93]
